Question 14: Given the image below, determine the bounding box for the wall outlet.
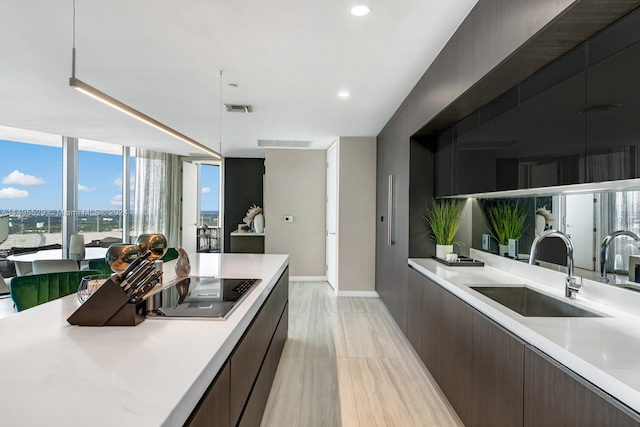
[508,239,518,259]
[482,234,490,251]
[284,216,294,223]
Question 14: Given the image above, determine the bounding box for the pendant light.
[69,1,221,159]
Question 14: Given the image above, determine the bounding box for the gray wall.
[264,149,326,277]
[337,137,377,293]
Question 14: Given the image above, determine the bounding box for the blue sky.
[1,139,219,211]
[200,164,220,211]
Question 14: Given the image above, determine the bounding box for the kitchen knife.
[116,250,153,283]
[122,262,154,292]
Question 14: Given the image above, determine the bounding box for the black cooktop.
[153,277,261,319]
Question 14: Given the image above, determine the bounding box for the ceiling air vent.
[257,139,311,148]
[224,104,252,113]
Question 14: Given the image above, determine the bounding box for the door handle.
[388,174,394,247]
[329,232,336,235]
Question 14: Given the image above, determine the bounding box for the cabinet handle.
[388,174,394,247]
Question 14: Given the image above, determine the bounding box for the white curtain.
[601,190,640,273]
[133,149,182,247]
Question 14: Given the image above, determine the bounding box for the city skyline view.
[0,139,220,213]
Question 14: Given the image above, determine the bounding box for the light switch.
[482,234,490,251]
[284,216,294,223]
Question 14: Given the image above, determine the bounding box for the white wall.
[264,150,326,277]
[337,137,377,294]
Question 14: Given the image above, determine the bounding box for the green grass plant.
[486,201,527,245]
[421,199,463,245]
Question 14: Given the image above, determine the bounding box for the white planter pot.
[535,214,546,235]
[499,244,509,257]
[253,213,264,233]
[436,244,454,259]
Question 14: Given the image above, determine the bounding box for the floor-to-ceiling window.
[198,162,221,253]
[78,142,125,244]
[200,163,220,228]
[0,139,63,248]
[0,131,137,278]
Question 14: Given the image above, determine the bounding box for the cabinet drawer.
[186,362,231,427]
[230,268,289,425]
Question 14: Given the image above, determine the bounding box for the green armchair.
[10,269,102,312]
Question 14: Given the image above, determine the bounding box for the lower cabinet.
[472,311,524,427]
[439,287,474,426]
[524,346,640,427]
[406,268,424,354]
[188,362,231,427]
[186,267,289,427]
[408,265,640,427]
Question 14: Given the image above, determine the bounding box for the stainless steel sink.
[469,285,603,317]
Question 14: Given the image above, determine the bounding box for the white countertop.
[230,229,265,236]
[0,253,289,427]
[409,249,640,414]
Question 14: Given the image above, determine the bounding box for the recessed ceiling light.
[338,91,350,98]
[350,5,370,17]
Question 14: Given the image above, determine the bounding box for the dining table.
[6,247,107,262]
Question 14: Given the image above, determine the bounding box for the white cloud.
[113,176,134,190]
[78,184,97,192]
[110,195,123,206]
[202,187,211,194]
[2,170,46,186]
[0,187,29,199]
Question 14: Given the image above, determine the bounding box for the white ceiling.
[0,0,478,157]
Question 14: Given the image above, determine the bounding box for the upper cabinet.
[431,9,640,196]
[586,41,640,182]
[518,71,586,188]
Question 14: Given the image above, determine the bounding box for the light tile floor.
[261,281,462,427]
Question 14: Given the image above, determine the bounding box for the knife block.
[67,275,146,326]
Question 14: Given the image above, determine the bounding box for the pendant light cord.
[71,0,76,78]
[219,69,223,156]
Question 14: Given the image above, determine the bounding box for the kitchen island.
[409,249,640,426]
[0,253,289,427]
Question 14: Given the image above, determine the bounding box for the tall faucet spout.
[529,229,578,298]
[599,230,640,283]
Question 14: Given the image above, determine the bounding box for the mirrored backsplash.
[469,188,640,280]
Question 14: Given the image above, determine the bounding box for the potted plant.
[421,199,463,259]
[486,201,527,256]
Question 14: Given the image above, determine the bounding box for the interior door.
[181,161,198,254]
[565,193,594,270]
[326,143,337,290]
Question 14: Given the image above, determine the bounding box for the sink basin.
[470,285,603,317]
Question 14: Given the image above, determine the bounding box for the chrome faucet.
[598,230,640,283]
[529,229,582,298]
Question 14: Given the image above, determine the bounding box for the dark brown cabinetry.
[230,234,265,254]
[439,286,474,426]
[420,269,442,384]
[188,362,231,427]
[406,268,424,352]
[408,265,640,426]
[376,118,411,334]
[186,267,289,427]
[231,268,288,426]
[472,312,524,427]
[431,7,640,196]
[524,346,640,427]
